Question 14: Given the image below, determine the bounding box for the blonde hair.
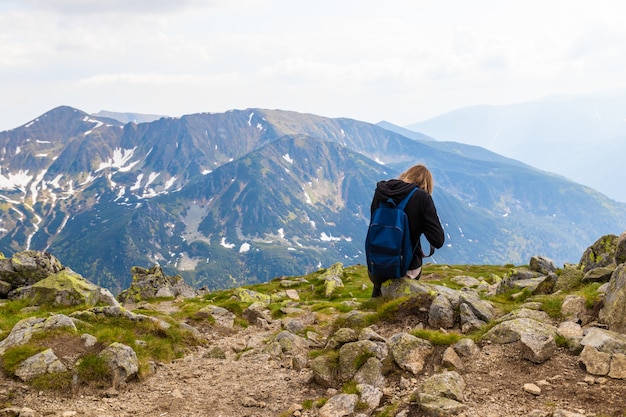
[399,164,434,195]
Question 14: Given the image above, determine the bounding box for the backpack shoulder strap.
[397,187,418,211]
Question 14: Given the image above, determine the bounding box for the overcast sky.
[1,0,626,132]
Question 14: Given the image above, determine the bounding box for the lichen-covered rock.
[318,262,344,298]
[583,266,616,283]
[117,265,196,303]
[388,332,433,375]
[482,318,557,344]
[578,234,618,273]
[99,342,139,384]
[0,251,63,288]
[354,357,386,389]
[309,353,339,388]
[9,268,114,307]
[319,393,358,417]
[599,264,626,333]
[0,314,77,355]
[530,256,556,275]
[555,265,584,292]
[338,339,386,381]
[415,371,467,415]
[14,349,67,382]
[233,288,270,305]
[615,231,626,265]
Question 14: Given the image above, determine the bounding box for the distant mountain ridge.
[1,105,625,293]
[406,90,626,202]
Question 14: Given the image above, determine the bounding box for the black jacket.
[370,179,445,270]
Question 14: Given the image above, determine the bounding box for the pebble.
[523,383,542,395]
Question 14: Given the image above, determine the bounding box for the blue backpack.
[365,187,418,278]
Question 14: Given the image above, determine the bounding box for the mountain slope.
[1,106,625,292]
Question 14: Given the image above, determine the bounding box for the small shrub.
[31,371,73,392]
[76,353,112,383]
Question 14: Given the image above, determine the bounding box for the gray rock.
[579,345,610,376]
[580,326,626,355]
[0,251,63,288]
[326,328,358,349]
[599,264,626,333]
[99,342,139,384]
[338,340,386,381]
[117,264,196,303]
[451,275,481,288]
[482,318,556,344]
[9,268,115,308]
[452,338,480,358]
[561,295,586,321]
[356,383,383,410]
[319,393,358,417]
[429,294,455,329]
[583,265,617,283]
[14,348,67,382]
[520,332,556,363]
[615,231,626,265]
[388,332,433,375]
[354,357,386,389]
[0,314,77,355]
[530,256,556,275]
[459,303,486,333]
[578,234,619,273]
[358,326,386,343]
[416,371,467,415]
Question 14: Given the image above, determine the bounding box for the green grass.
[76,353,112,384]
[1,344,44,376]
[411,329,463,345]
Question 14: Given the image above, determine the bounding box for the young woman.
[368,164,445,297]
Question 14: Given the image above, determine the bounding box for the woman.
[368,164,445,297]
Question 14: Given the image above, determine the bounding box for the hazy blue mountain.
[1,106,625,292]
[406,90,626,202]
[91,110,166,125]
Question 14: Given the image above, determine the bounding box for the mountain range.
[406,90,626,202]
[1,105,625,293]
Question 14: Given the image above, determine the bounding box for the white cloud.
[1,0,626,131]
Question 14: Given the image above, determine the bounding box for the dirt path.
[2,301,626,417]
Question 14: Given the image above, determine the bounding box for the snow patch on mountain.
[0,169,33,191]
[97,147,139,172]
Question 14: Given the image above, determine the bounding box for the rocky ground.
[1,298,625,417]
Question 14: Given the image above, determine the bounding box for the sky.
[1,0,626,133]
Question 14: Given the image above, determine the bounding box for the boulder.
[9,268,116,307]
[578,234,618,273]
[14,349,67,382]
[482,318,556,344]
[319,393,358,417]
[554,265,584,292]
[415,371,467,415]
[0,251,63,288]
[99,342,139,384]
[614,231,626,265]
[338,340,386,381]
[117,265,196,303]
[0,314,77,355]
[598,264,626,333]
[388,332,433,375]
[318,262,344,298]
[583,265,616,283]
[529,256,556,275]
